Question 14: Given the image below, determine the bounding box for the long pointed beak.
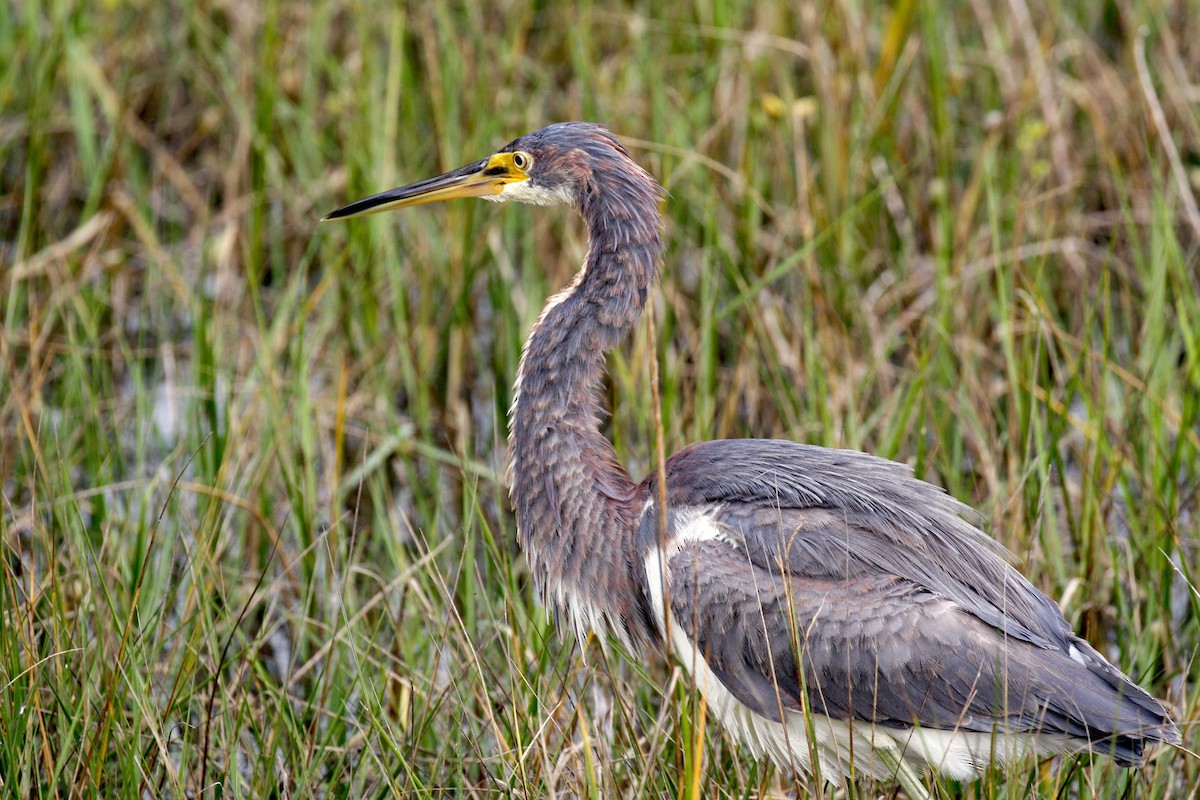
[323,158,503,221]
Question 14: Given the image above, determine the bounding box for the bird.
[325,122,1181,789]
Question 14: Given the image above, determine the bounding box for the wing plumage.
[638,439,1180,777]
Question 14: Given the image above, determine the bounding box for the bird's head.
[324,122,648,221]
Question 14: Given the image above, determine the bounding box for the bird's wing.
[637,438,1179,762]
[663,527,1173,765]
[641,438,1071,651]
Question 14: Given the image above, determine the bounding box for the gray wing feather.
[645,440,1075,649]
[669,536,1177,765]
[643,439,1180,764]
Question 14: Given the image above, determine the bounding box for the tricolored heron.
[325,123,1180,788]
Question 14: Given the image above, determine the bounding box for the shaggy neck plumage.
[509,153,664,651]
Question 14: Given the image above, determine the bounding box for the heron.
[325,123,1180,790]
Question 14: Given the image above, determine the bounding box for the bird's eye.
[513,151,532,170]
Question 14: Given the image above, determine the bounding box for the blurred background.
[2,0,1197,796]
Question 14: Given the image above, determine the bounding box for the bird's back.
[637,438,1180,780]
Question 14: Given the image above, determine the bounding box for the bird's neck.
[509,172,663,652]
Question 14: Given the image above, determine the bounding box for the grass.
[2,0,1198,796]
